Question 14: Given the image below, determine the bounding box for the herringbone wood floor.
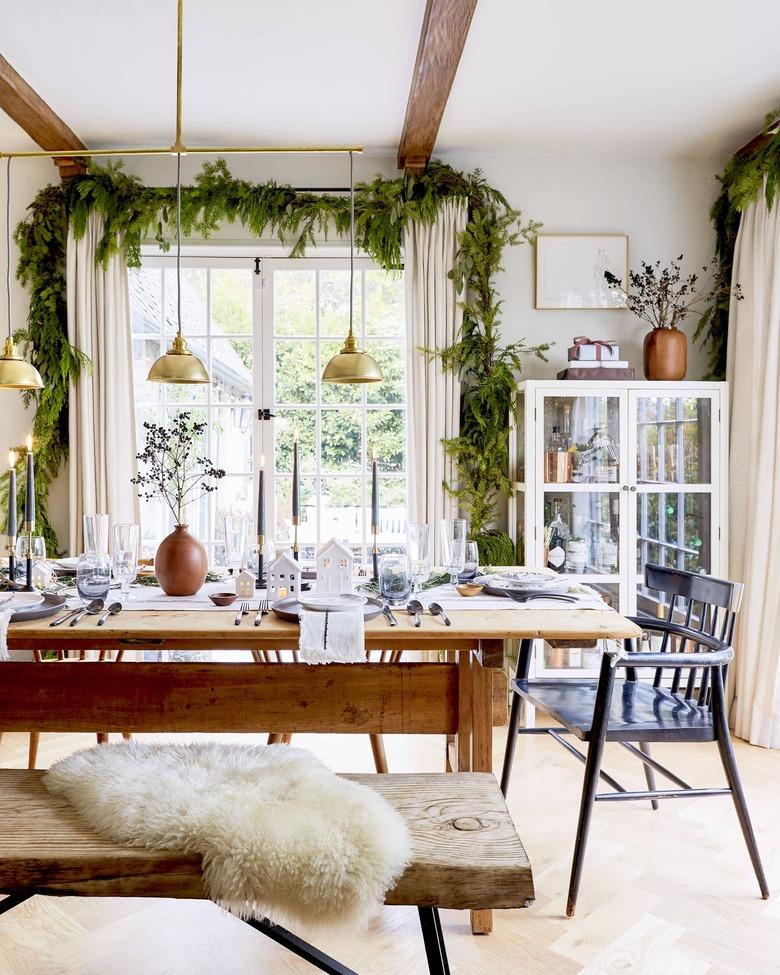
[1,725,777,974]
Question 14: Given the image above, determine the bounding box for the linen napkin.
[299,608,365,664]
[0,603,12,661]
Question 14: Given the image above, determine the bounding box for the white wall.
[0,158,70,550]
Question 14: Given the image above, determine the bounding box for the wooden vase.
[154,524,208,596]
[643,327,687,381]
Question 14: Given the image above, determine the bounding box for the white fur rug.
[45,741,410,931]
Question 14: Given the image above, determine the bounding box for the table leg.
[470,643,499,935]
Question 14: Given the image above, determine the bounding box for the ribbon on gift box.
[569,336,618,361]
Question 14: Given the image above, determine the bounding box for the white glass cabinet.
[508,380,729,677]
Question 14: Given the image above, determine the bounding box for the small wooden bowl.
[208,592,238,607]
[455,582,484,597]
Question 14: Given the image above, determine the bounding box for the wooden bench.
[0,768,533,974]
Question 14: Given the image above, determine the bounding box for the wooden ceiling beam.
[397,0,478,174]
[0,53,87,178]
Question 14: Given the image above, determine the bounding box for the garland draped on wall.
[9,160,546,557]
[698,110,780,378]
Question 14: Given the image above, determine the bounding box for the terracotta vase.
[643,327,687,381]
[154,524,208,596]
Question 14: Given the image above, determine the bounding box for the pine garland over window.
[9,159,546,557]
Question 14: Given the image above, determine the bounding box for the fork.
[254,598,269,626]
[234,601,250,626]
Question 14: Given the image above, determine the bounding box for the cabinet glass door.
[632,392,718,617]
[542,394,621,485]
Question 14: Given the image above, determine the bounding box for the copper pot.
[643,327,687,381]
[154,524,208,596]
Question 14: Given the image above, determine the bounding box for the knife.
[382,604,398,627]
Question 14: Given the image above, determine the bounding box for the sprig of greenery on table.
[357,570,450,596]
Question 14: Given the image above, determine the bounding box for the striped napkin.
[299,608,365,664]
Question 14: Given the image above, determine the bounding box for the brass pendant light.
[147,0,209,385]
[0,157,43,390]
[321,152,383,384]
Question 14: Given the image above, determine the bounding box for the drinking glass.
[441,518,467,586]
[379,553,412,607]
[224,514,248,577]
[463,540,479,580]
[407,523,432,594]
[14,535,46,584]
[112,523,139,600]
[83,513,109,554]
[76,551,111,604]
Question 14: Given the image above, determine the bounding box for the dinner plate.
[51,557,79,572]
[6,591,66,622]
[273,595,382,623]
[476,573,571,598]
[0,591,45,611]
[298,592,367,612]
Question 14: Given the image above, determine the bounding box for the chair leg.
[638,741,659,811]
[369,734,388,773]
[500,638,533,797]
[710,673,769,899]
[27,732,40,770]
[418,907,450,975]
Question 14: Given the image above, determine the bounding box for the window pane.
[319,269,361,337]
[275,409,316,474]
[275,340,316,404]
[275,476,317,546]
[274,270,316,336]
[377,476,407,547]
[163,379,208,405]
[212,407,252,474]
[213,477,253,540]
[365,269,403,336]
[366,340,404,405]
[367,410,405,472]
[320,478,362,542]
[132,338,163,403]
[320,339,361,405]
[129,267,163,333]
[211,269,252,335]
[321,409,362,473]
[165,268,207,335]
[211,338,252,404]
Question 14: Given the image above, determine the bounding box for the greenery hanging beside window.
[10,159,546,557]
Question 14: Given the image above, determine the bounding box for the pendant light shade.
[1,159,43,391]
[322,152,382,385]
[148,152,209,385]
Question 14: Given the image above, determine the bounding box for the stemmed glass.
[224,515,248,577]
[407,523,432,594]
[112,523,139,601]
[441,518,467,586]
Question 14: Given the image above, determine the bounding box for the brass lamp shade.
[147,333,209,384]
[321,333,383,384]
[0,337,44,390]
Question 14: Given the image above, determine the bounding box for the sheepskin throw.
[45,741,410,931]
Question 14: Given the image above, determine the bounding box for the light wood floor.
[0,725,777,974]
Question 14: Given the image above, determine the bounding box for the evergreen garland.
[10,159,544,555]
[697,109,780,378]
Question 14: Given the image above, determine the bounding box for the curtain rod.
[0,146,364,160]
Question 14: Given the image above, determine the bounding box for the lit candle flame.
[293,427,299,443]
[8,450,16,467]
[25,435,33,453]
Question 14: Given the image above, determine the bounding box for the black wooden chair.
[500,563,769,916]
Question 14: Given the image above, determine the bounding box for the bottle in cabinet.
[545,498,570,573]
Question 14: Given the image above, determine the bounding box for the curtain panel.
[403,200,467,560]
[727,182,780,748]
[67,212,139,553]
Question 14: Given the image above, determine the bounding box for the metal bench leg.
[243,916,359,975]
[418,907,451,975]
[638,742,659,811]
[0,893,34,918]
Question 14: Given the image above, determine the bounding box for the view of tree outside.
[129,260,407,566]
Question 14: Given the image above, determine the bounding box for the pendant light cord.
[176,151,182,337]
[348,150,354,340]
[5,156,11,341]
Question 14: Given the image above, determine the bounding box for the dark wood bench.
[0,661,534,974]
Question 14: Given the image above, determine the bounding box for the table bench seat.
[0,770,534,911]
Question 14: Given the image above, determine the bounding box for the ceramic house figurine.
[316,538,353,593]
[266,550,302,600]
[235,568,256,598]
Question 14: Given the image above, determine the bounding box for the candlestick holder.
[291,516,300,562]
[22,522,34,592]
[6,534,16,587]
[371,525,379,582]
[255,533,266,590]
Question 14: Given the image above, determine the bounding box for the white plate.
[52,557,79,572]
[298,592,368,612]
[476,573,571,593]
[0,591,45,611]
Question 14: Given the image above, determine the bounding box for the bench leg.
[0,893,34,918]
[243,916,359,975]
[418,907,451,975]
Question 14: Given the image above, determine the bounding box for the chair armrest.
[620,617,733,668]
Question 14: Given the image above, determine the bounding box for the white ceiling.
[1,0,779,158]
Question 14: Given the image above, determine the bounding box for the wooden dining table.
[4,602,641,934]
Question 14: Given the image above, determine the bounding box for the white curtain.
[727,184,780,747]
[67,212,139,554]
[403,200,467,559]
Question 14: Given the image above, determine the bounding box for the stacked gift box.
[557,336,636,380]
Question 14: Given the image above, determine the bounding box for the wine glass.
[379,553,412,606]
[441,518,467,586]
[112,523,139,601]
[407,523,432,594]
[463,540,479,580]
[224,515,248,578]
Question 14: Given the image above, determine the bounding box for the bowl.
[455,582,484,597]
[208,592,238,606]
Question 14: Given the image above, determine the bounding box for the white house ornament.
[316,538,353,594]
[266,550,302,600]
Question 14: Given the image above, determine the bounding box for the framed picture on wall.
[535,234,628,309]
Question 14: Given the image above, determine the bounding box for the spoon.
[68,598,105,627]
[407,599,424,628]
[428,602,452,626]
[97,601,122,627]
